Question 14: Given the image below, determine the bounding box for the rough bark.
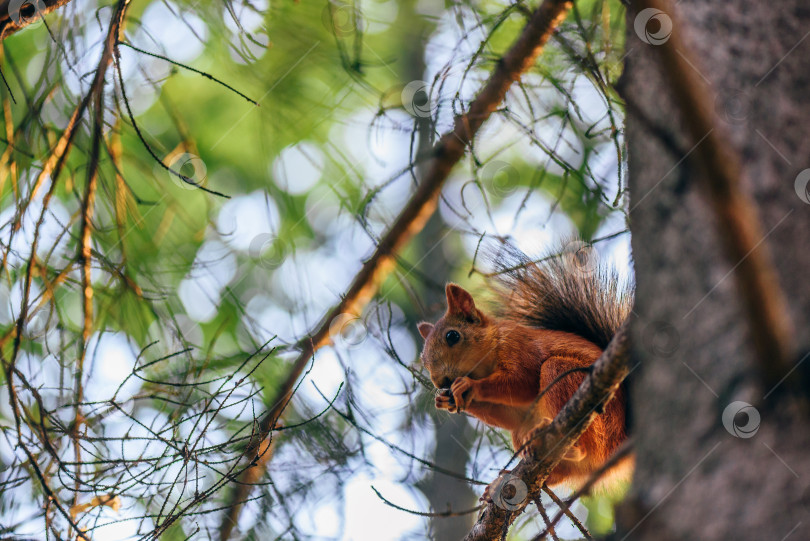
[620,1,810,539]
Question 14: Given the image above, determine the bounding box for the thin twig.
[536,496,560,541]
[119,42,258,105]
[371,486,484,518]
[3,0,131,532]
[541,485,591,540]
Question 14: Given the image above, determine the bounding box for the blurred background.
[0,0,631,538]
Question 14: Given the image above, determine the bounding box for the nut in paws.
[435,388,457,413]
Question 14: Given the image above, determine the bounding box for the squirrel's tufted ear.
[417,322,434,340]
[445,283,481,322]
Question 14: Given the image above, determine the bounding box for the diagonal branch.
[216,0,574,538]
[464,319,631,541]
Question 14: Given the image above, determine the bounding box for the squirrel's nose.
[437,377,452,389]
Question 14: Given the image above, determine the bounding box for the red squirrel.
[417,243,632,489]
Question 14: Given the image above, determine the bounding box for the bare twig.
[371,486,483,518]
[1,0,112,274]
[536,496,560,541]
[216,0,574,537]
[541,486,589,539]
[2,360,92,541]
[72,0,127,509]
[119,42,259,105]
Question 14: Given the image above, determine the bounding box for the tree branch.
[216,0,573,538]
[463,319,631,541]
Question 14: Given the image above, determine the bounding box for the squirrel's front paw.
[435,390,458,413]
[450,377,477,411]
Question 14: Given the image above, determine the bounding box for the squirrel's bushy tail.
[489,240,633,350]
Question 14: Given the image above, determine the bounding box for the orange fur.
[419,283,630,490]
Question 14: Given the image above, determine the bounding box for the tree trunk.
[402,1,478,532]
[415,214,478,540]
[621,1,810,539]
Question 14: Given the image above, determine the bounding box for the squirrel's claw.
[450,377,476,411]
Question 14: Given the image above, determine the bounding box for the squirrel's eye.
[445,330,460,346]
